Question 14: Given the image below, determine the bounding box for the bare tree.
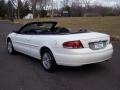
[10,0,21,19]
[46,0,55,17]
[37,0,49,17]
[80,0,92,8]
[27,0,50,18]
[114,4,120,16]
[29,0,37,17]
[61,0,69,7]
[71,0,81,7]
[71,0,83,16]
[38,0,50,10]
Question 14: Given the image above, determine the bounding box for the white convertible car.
[7,22,113,72]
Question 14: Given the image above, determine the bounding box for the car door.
[13,34,32,56]
[12,24,34,56]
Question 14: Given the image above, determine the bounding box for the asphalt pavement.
[0,21,120,90]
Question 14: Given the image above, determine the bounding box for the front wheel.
[7,39,15,54]
[41,49,57,72]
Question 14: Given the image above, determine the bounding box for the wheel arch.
[6,37,12,45]
[40,46,53,56]
[7,37,11,41]
[40,46,57,72]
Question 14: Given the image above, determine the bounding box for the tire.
[41,49,57,72]
[7,39,15,54]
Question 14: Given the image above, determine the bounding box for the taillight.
[63,40,84,49]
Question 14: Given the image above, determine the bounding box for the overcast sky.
[92,0,119,6]
[53,0,119,7]
[6,0,120,7]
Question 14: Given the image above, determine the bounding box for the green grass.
[16,16,120,37]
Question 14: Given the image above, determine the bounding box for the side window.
[20,25,35,34]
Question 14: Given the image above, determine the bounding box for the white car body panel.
[7,32,113,66]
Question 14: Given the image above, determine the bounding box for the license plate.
[94,42,104,49]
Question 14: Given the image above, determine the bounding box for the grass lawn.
[16,16,120,37]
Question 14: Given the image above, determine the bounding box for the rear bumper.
[54,44,113,66]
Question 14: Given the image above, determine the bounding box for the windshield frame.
[17,22,57,34]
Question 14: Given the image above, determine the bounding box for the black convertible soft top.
[15,21,88,35]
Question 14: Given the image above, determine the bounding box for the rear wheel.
[41,49,57,72]
[7,39,15,54]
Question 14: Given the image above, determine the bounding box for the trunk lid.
[60,32,110,49]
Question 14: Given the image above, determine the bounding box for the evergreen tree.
[17,0,30,18]
[22,1,30,18]
[17,0,23,18]
[0,0,7,18]
[7,0,15,18]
